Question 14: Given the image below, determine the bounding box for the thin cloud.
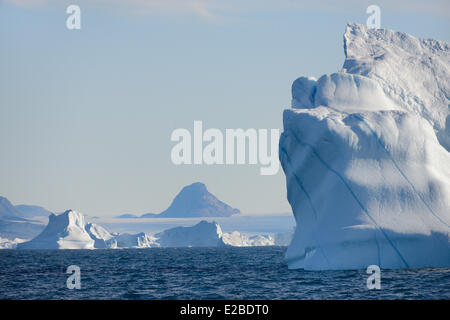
[4,0,48,7]
[190,1,216,21]
[3,0,219,20]
[3,0,450,19]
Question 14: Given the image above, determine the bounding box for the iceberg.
[155,221,283,247]
[155,220,224,247]
[114,232,158,248]
[220,231,278,246]
[0,237,26,249]
[279,23,450,270]
[17,209,160,249]
[16,210,283,249]
[17,210,96,249]
[273,231,294,246]
[85,222,118,249]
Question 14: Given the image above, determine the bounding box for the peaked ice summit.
[280,23,450,270]
[17,210,159,249]
[18,210,96,249]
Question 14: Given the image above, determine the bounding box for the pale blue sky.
[1,0,449,216]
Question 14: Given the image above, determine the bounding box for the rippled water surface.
[0,247,448,299]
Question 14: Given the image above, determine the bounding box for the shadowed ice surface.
[0,247,448,299]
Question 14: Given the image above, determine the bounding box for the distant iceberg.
[0,237,26,249]
[156,220,225,247]
[17,210,96,249]
[279,23,450,270]
[16,210,290,249]
[17,210,161,249]
[85,222,118,249]
[114,232,158,248]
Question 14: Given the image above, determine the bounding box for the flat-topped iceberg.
[114,232,158,248]
[156,220,224,247]
[279,23,450,270]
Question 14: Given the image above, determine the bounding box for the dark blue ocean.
[0,247,448,300]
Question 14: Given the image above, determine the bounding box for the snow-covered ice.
[16,210,289,249]
[17,210,156,249]
[0,237,26,249]
[155,220,224,247]
[17,210,96,249]
[279,23,450,270]
[114,232,158,248]
[85,222,117,249]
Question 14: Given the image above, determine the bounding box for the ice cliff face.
[85,222,117,249]
[280,23,450,270]
[343,23,450,151]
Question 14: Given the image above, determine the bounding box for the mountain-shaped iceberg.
[17,210,96,249]
[279,23,450,270]
[141,182,240,218]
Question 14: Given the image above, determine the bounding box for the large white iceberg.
[17,210,96,249]
[279,23,450,270]
[17,210,158,249]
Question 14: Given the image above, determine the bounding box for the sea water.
[0,247,448,299]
